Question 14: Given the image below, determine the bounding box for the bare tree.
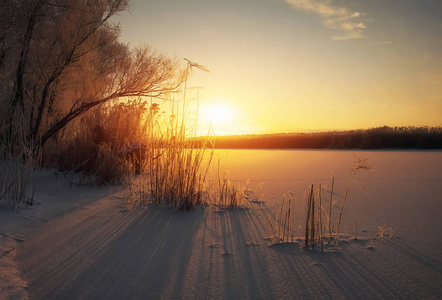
[0,0,184,151]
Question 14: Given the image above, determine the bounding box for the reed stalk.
[335,155,373,250]
[328,173,334,244]
[354,219,358,239]
[319,183,324,252]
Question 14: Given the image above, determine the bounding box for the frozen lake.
[209,149,442,251]
[7,149,441,299]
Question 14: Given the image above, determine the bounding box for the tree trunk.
[10,2,40,115]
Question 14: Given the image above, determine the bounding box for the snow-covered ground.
[1,150,441,299]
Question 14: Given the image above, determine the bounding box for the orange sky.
[114,0,442,136]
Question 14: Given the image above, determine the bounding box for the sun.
[196,101,238,135]
[206,104,234,123]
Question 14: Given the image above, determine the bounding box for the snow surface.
[1,150,441,299]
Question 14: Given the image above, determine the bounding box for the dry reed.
[368,223,393,248]
[334,154,373,249]
[269,155,373,252]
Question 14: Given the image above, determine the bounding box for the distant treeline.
[194,126,442,150]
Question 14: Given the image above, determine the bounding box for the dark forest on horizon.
[193,126,442,150]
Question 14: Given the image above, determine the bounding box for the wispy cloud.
[285,0,367,40]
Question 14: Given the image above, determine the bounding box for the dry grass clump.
[269,184,328,250]
[304,184,327,250]
[147,136,214,210]
[110,93,223,210]
[270,154,373,252]
[129,89,247,210]
[267,196,297,244]
[214,165,245,208]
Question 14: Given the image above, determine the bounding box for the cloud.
[285,0,367,40]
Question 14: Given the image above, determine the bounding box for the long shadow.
[18,199,141,298]
[249,199,442,299]
[57,207,205,299]
[18,202,205,299]
[219,208,277,299]
[383,238,442,274]
[18,196,441,299]
[269,236,442,299]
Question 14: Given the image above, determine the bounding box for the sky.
[113,0,442,136]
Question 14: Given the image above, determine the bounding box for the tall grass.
[270,184,326,249]
[117,95,222,210]
[269,196,297,244]
[0,124,41,210]
[214,161,245,208]
[146,131,214,210]
[270,155,373,251]
[120,89,250,210]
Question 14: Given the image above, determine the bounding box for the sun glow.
[197,101,239,136]
[206,104,234,123]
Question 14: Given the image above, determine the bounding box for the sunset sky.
[114,0,442,136]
